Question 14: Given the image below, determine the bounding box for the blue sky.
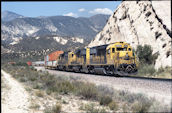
[2,1,122,17]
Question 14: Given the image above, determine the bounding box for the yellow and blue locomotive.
[50,42,138,76]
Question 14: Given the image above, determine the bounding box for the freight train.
[32,61,45,66]
[45,42,139,76]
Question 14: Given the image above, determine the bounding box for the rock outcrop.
[88,1,171,69]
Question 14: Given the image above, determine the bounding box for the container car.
[45,50,64,69]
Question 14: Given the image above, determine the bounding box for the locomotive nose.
[124,52,129,60]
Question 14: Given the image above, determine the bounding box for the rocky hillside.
[7,35,86,52]
[88,1,171,69]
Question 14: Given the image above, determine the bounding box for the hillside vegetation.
[135,45,171,79]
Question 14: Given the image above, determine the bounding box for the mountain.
[1,14,109,44]
[88,1,171,69]
[1,11,24,21]
[1,13,110,56]
[6,35,86,52]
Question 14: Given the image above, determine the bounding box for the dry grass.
[2,64,171,112]
[29,102,40,110]
[44,103,61,113]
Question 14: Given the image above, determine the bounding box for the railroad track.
[47,68,172,82]
[122,75,172,82]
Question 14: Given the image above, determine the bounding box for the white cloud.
[63,12,78,17]
[89,8,113,15]
[78,8,85,12]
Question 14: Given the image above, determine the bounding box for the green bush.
[136,45,158,64]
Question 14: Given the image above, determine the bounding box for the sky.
[1,1,122,17]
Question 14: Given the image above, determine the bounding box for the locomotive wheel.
[102,68,107,75]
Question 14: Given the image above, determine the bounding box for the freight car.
[32,61,45,66]
[45,42,139,76]
[44,50,64,69]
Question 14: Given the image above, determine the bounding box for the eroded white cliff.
[88,1,171,69]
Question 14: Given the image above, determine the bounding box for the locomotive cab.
[106,42,138,75]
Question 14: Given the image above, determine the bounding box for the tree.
[136,45,158,64]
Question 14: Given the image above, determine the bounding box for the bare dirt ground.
[1,70,31,113]
[35,67,172,107]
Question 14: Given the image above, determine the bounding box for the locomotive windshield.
[116,47,127,51]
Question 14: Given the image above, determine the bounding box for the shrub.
[58,81,74,94]
[82,103,99,113]
[52,103,61,113]
[122,103,128,112]
[108,101,118,111]
[35,90,44,97]
[97,85,114,97]
[136,45,158,64]
[99,95,112,105]
[43,75,56,88]
[77,83,98,100]
[148,100,171,112]
[157,66,165,73]
[131,100,152,113]
[138,64,156,76]
[32,82,43,89]
[28,75,37,81]
[19,77,27,82]
[13,62,28,66]
[131,94,153,113]
[44,103,61,113]
[62,99,68,104]
[30,102,40,110]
